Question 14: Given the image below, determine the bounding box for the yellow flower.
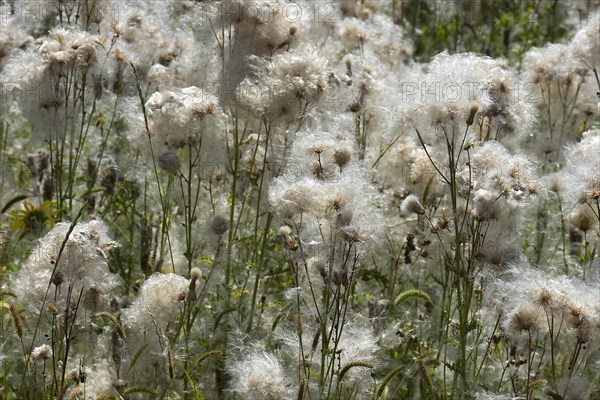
[9,200,61,239]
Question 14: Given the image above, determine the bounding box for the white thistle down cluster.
[557,128,600,234]
[12,220,120,313]
[234,44,328,123]
[338,13,412,66]
[470,262,600,399]
[473,392,523,400]
[1,0,116,34]
[270,126,382,256]
[274,316,378,395]
[143,86,226,173]
[0,17,31,69]
[215,0,297,89]
[123,272,190,330]
[570,12,600,68]
[400,52,534,148]
[0,0,599,399]
[489,263,600,349]
[226,350,293,400]
[521,13,600,157]
[65,358,114,400]
[0,27,104,133]
[145,86,223,145]
[466,142,540,265]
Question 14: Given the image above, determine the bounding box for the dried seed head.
[435,213,450,230]
[567,305,583,318]
[547,176,564,193]
[31,344,52,361]
[310,144,326,155]
[212,170,225,182]
[83,287,102,311]
[535,288,554,309]
[333,147,351,170]
[188,268,202,301]
[345,55,353,67]
[571,208,595,233]
[278,225,292,236]
[332,269,348,287]
[285,236,299,251]
[347,102,362,112]
[157,151,181,175]
[51,268,64,287]
[69,387,84,400]
[466,102,479,126]
[401,194,425,215]
[327,196,346,214]
[317,264,328,281]
[210,215,229,235]
[526,182,541,195]
[509,304,542,333]
[340,226,361,243]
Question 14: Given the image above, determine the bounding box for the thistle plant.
[0,1,599,400]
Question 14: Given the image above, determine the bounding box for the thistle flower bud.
[210,215,229,235]
[466,102,479,126]
[51,268,64,286]
[345,55,353,77]
[157,151,181,175]
[333,147,352,171]
[212,169,225,182]
[316,264,328,282]
[188,268,201,302]
[340,226,361,243]
[190,267,202,282]
[289,24,297,36]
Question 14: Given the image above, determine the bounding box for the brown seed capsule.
[333,147,351,170]
[466,102,479,126]
[286,236,300,251]
[51,268,64,286]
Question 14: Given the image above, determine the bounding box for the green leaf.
[127,343,149,375]
[178,359,206,400]
[1,195,28,214]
